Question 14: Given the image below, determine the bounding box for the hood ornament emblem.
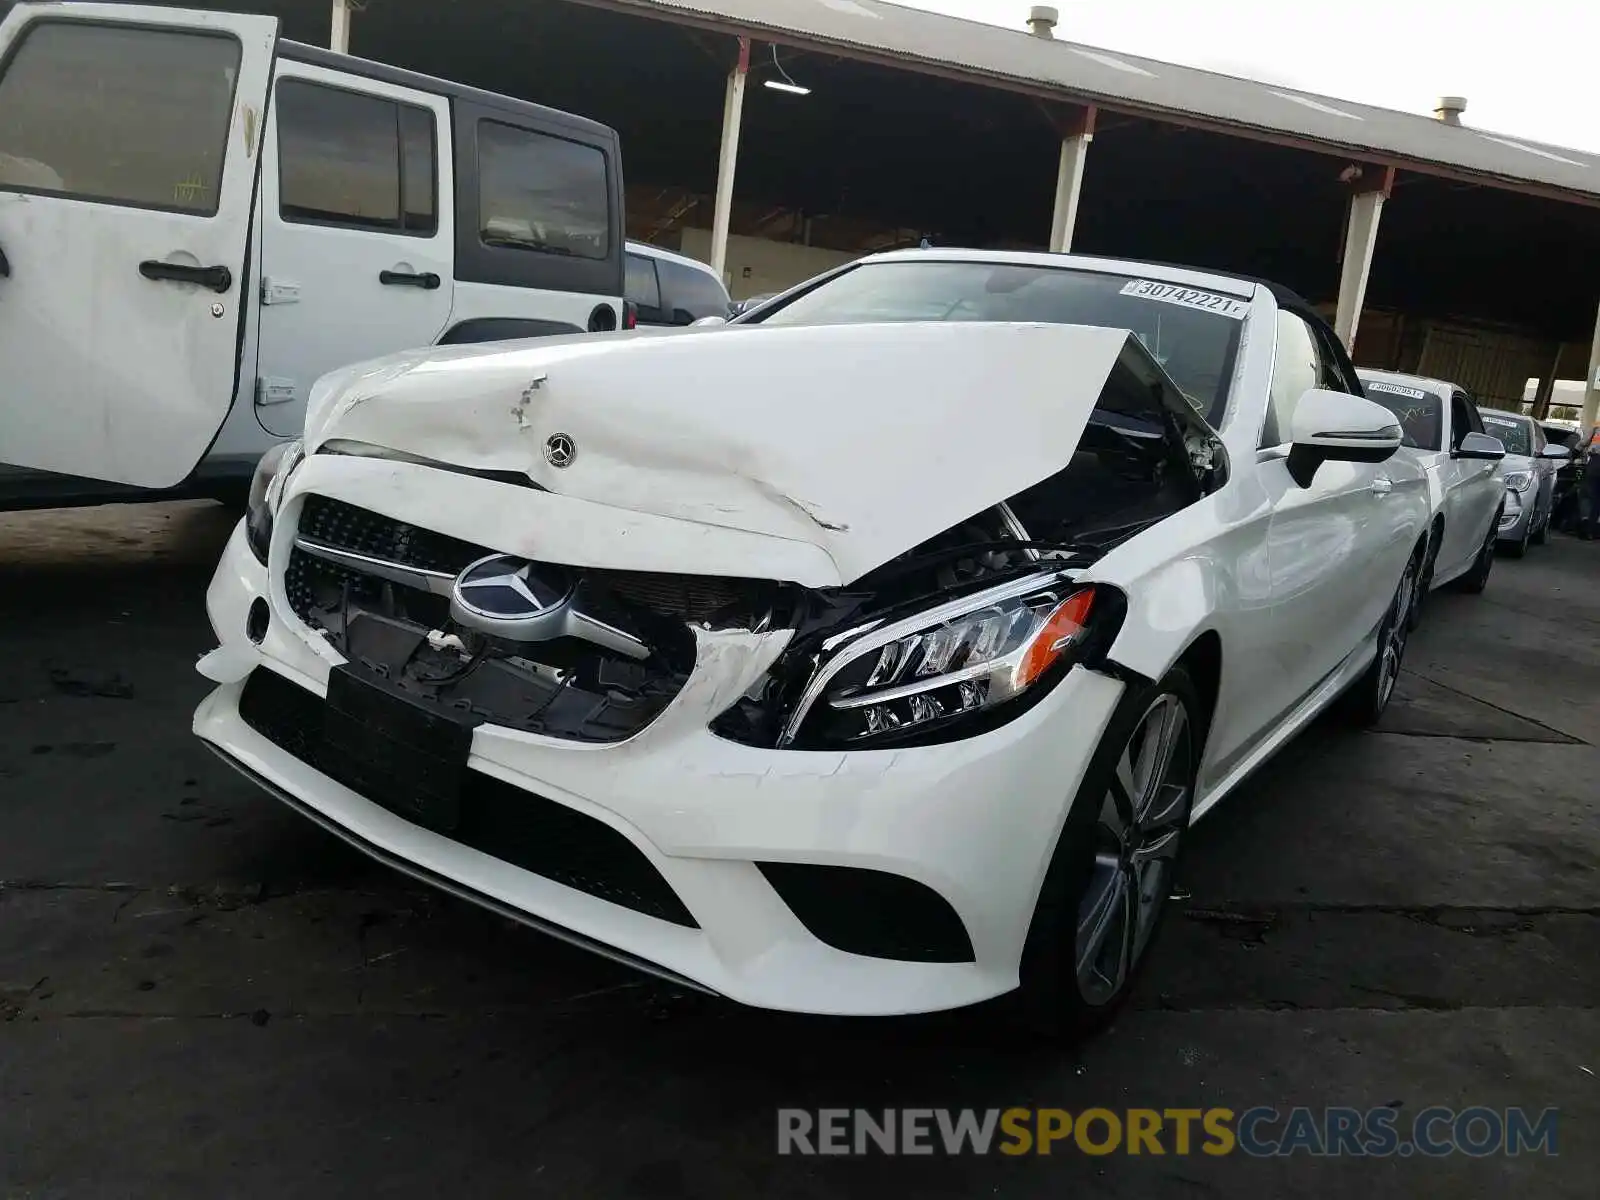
[544,432,576,468]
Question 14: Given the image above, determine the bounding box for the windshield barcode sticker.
[1119,280,1249,319]
[1365,381,1428,400]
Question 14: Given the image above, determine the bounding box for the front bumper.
[1497,491,1534,541]
[195,520,1126,1015]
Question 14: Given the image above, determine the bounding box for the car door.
[1432,391,1487,577]
[253,62,453,438]
[1450,393,1503,558]
[0,2,276,488]
[1529,420,1557,525]
[1258,312,1407,720]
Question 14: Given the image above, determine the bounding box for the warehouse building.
[172,0,1600,422]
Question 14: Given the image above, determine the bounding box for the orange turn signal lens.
[1015,588,1096,689]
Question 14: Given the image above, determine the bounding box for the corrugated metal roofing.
[587,0,1600,204]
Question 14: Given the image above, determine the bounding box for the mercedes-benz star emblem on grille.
[544,432,576,468]
[449,554,576,641]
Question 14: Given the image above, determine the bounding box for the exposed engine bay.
[284,493,1085,746]
[285,354,1216,748]
[286,495,779,743]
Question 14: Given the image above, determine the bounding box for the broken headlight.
[765,573,1110,749]
[245,439,303,565]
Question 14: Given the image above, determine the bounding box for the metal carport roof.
[576,0,1600,205]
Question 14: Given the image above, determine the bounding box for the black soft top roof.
[279,40,618,143]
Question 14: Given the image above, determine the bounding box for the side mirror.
[1454,432,1506,461]
[1286,388,1404,487]
[1539,443,1573,460]
[690,315,728,328]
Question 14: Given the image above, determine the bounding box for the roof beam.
[563,0,1600,211]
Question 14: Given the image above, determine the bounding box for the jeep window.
[477,121,609,260]
[657,257,732,323]
[277,79,436,235]
[749,261,1244,425]
[0,22,239,213]
[626,252,664,321]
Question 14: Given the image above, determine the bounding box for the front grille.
[238,667,698,928]
[294,495,770,627]
[298,494,483,575]
[600,571,748,624]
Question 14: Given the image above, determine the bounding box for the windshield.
[1480,412,1532,456]
[746,261,1247,425]
[1361,379,1443,450]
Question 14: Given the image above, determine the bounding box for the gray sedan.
[1479,410,1568,555]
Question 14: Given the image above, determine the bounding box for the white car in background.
[196,250,1431,1035]
[1476,409,1568,555]
[1357,369,1508,615]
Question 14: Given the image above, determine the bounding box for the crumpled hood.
[302,321,1133,584]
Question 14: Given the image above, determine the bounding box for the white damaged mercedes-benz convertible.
[195,249,1431,1033]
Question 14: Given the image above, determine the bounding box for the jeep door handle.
[1370,477,1393,497]
[139,260,232,293]
[379,269,441,289]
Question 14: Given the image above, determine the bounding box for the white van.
[0,2,626,509]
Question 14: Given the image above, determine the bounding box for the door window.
[276,78,437,235]
[1449,394,1491,450]
[477,121,609,260]
[1261,312,1325,447]
[0,21,240,213]
[625,252,663,321]
[657,257,732,323]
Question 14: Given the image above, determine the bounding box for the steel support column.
[1530,344,1563,420]
[330,0,351,54]
[1048,106,1095,253]
[1333,166,1395,351]
[1583,300,1600,432]
[709,37,751,285]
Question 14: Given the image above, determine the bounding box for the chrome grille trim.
[292,536,456,596]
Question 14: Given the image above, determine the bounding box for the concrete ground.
[1,501,1595,1198]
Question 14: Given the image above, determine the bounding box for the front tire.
[1012,667,1201,1039]
[1502,521,1530,558]
[1453,506,1501,595]
[1408,528,1439,631]
[1338,549,1420,727]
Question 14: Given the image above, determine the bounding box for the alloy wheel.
[1075,693,1193,1006]
[1377,559,1418,711]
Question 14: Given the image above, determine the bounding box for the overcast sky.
[900,0,1599,154]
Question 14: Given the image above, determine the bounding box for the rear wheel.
[1338,550,1420,727]
[1013,667,1201,1039]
